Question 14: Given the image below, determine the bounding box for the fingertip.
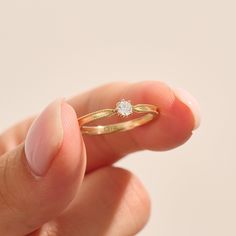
[61,101,82,150]
[173,88,201,130]
[128,81,197,151]
[38,101,85,219]
[162,93,195,149]
[25,98,64,176]
[59,101,83,173]
[131,80,176,110]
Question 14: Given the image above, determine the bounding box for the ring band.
[78,99,158,135]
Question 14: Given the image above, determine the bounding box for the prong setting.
[115,99,133,117]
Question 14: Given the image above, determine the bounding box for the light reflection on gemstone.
[116,99,133,117]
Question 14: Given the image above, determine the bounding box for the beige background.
[0,1,235,235]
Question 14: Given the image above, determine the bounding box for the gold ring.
[78,99,158,135]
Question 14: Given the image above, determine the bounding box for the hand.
[0,81,200,236]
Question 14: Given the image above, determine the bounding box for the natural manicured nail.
[173,88,201,130]
[25,99,64,176]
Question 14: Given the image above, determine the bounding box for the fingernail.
[173,88,201,130]
[25,99,64,176]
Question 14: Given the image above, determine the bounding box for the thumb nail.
[25,99,64,176]
[173,88,201,130]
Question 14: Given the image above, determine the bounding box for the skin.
[0,81,197,236]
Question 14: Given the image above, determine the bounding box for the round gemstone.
[116,99,133,117]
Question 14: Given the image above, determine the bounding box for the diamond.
[116,99,133,117]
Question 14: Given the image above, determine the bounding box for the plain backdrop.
[0,1,235,235]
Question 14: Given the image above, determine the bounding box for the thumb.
[0,99,86,236]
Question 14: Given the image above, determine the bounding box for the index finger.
[68,81,199,173]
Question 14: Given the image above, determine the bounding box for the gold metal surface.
[78,103,158,135]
